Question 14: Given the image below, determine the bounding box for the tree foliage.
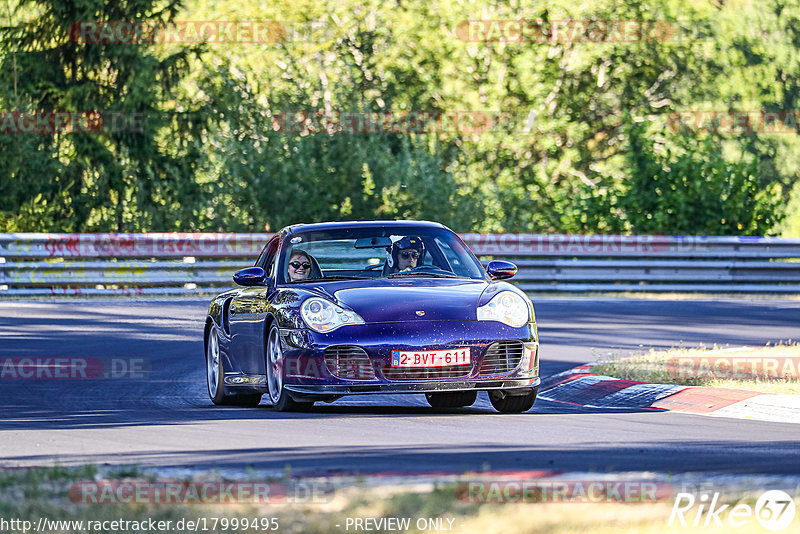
[623,121,781,235]
[0,0,213,231]
[0,0,797,235]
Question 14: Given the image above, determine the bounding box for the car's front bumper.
[223,319,540,396]
[284,377,540,397]
[275,319,539,394]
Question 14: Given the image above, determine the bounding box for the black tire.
[266,324,314,412]
[206,324,262,407]
[425,390,478,408]
[489,387,538,413]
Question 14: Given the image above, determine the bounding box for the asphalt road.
[2,297,800,476]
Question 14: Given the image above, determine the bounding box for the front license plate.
[391,348,471,368]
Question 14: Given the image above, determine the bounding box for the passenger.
[287,250,312,281]
[387,236,425,274]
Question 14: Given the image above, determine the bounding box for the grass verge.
[592,343,800,394]
[1,466,798,533]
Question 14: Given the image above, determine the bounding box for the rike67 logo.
[669,490,796,531]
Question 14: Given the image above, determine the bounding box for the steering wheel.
[365,263,384,270]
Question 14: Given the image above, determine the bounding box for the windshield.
[280,226,486,283]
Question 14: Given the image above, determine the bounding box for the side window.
[256,236,280,278]
[265,245,278,278]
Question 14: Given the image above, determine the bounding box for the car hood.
[330,278,490,323]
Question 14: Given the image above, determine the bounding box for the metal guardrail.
[0,233,268,296]
[1,233,800,295]
[461,234,800,293]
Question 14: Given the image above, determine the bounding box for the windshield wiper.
[317,275,370,281]
[288,275,369,283]
[387,272,458,278]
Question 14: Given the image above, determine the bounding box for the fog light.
[522,342,538,372]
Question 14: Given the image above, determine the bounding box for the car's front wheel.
[266,324,314,412]
[425,391,477,408]
[206,324,262,406]
[489,387,537,413]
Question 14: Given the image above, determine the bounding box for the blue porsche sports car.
[204,220,540,413]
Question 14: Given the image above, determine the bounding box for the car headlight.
[477,291,530,328]
[300,297,365,333]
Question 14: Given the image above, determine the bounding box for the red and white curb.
[539,365,800,424]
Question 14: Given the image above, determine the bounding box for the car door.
[228,236,280,375]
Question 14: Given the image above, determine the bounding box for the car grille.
[382,363,473,381]
[324,345,376,380]
[479,341,524,375]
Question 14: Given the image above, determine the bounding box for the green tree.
[0,0,213,231]
[196,12,474,231]
[622,120,782,235]
[1,0,794,235]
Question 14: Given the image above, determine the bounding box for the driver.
[287,250,312,281]
[388,236,425,273]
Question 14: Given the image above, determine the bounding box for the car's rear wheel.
[266,324,314,412]
[425,391,477,408]
[206,324,262,406]
[489,387,537,413]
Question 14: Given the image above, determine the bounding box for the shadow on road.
[6,439,800,476]
[0,394,664,431]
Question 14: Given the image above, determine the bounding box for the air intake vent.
[479,341,524,375]
[324,345,376,380]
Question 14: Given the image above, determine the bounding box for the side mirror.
[486,260,517,280]
[233,267,266,286]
